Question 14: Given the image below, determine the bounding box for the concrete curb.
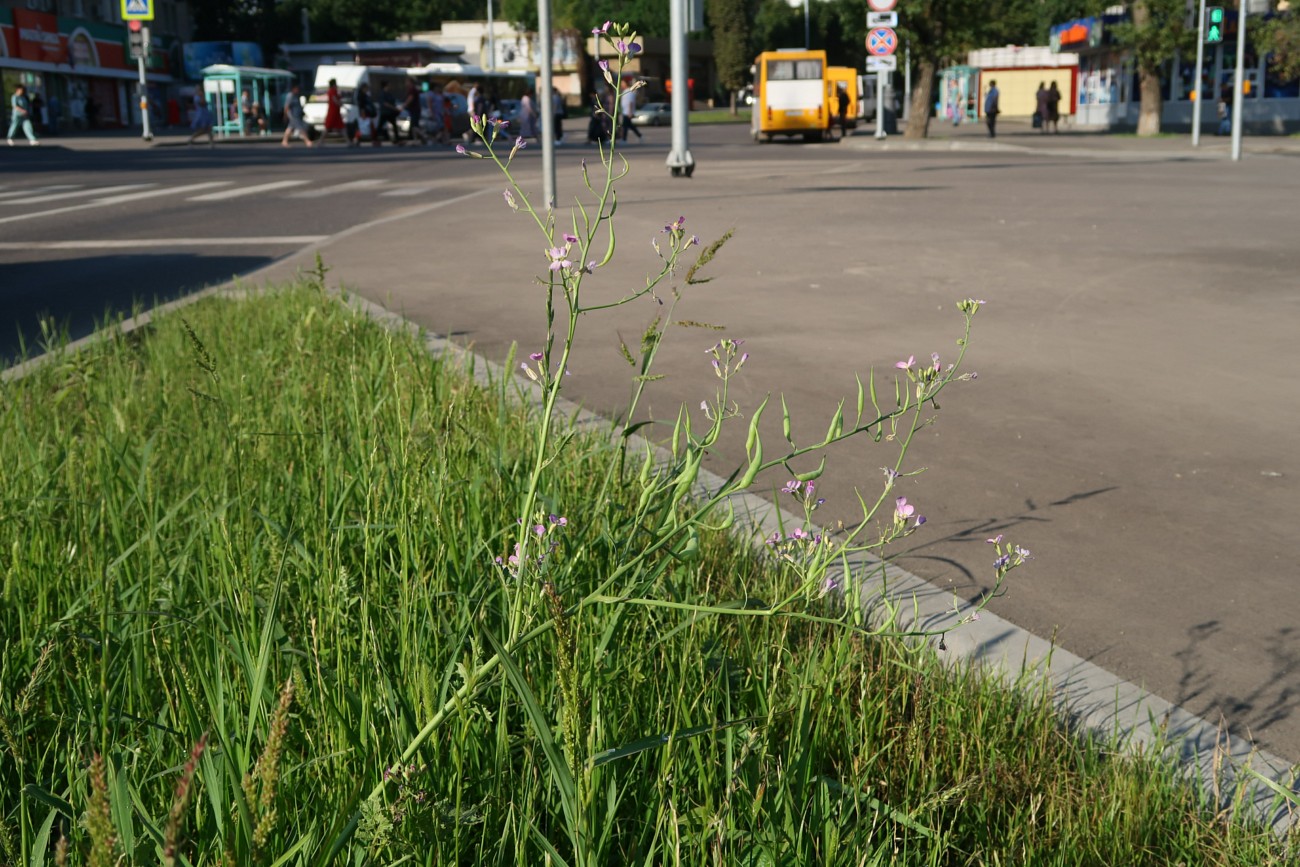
[5,189,1297,837]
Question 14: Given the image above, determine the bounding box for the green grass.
[1,284,1295,865]
[688,107,752,125]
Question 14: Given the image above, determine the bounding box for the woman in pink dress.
[324,78,346,141]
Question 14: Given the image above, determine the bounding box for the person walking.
[7,84,39,146]
[552,87,565,144]
[984,80,1000,138]
[1046,81,1062,133]
[281,83,315,148]
[377,81,399,143]
[1035,82,1048,133]
[519,91,538,140]
[187,93,214,147]
[619,85,642,142]
[400,79,426,145]
[836,82,850,139]
[324,78,346,142]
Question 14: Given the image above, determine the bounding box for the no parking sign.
[866,27,898,57]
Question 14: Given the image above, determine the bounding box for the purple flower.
[515,135,527,150]
[663,215,686,233]
[598,60,610,72]
[592,20,612,35]
[529,352,544,361]
[549,514,568,526]
[503,189,517,209]
[562,232,579,244]
[533,524,546,537]
[616,40,642,56]
[894,497,916,521]
[931,352,941,371]
[915,515,927,526]
[782,479,800,495]
[455,144,466,154]
[895,355,915,370]
[994,554,1012,570]
[986,534,1003,544]
[1014,545,1033,560]
[546,246,572,271]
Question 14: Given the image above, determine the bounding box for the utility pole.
[666,0,694,177]
[487,0,496,70]
[1192,0,1205,146]
[538,0,556,208]
[804,0,811,49]
[1230,0,1246,160]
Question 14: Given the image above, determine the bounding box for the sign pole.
[903,42,911,122]
[137,25,152,142]
[1192,0,1205,146]
[537,0,555,208]
[1230,0,1245,161]
[875,72,885,139]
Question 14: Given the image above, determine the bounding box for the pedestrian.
[1035,81,1048,133]
[619,85,642,142]
[1046,81,1062,133]
[187,93,214,147]
[324,78,346,141]
[519,91,538,139]
[1216,91,1232,136]
[400,79,425,145]
[377,81,398,143]
[552,87,565,144]
[29,91,45,134]
[352,83,376,146]
[7,83,39,146]
[836,82,850,138]
[984,80,1000,138]
[280,82,315,148]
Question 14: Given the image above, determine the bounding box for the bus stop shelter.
[200,65,295,137]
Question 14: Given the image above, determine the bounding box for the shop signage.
[1050,17,1101,53]
[14,9,66,64]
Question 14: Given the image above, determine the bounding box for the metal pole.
[874,72,885,138]
[538,0,556,208]
[137,26,152,142]
[1230,0,1245,160]
[1192,0,1205,146]
[805,0,810,49]
[487,0,496,71]
[666,0,694,176]
[903,43,911,121]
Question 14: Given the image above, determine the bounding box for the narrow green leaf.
[29,807,56,867]
[589,716,769,768]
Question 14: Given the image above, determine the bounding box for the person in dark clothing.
[1035,82,1048,133]
[1046,81,1062,133]
[353,83,377,147]
[378,81,399,142]
[400,79,425,144]
[984,80,1000,138]
[836,83,850,138]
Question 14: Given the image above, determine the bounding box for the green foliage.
[1110,0,1195,75]
[709,0,757,95]
[1257,14,1300,83]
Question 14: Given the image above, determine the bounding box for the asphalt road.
[4,124,1299,763]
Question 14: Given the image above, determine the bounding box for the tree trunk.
[730,90,737,116]
[1137,67,1163,135]
[1131,0,1163,136]
[904,58,936,139]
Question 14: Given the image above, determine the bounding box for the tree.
[1256,12,1300,83]
[1111,0,1193,135]
[709,0,756,112]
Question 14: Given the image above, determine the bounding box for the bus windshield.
[767,59,823,81]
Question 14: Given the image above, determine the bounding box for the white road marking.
[188,180,309,201]
[0,185,82,200]
[0,181,232,226]
[380,185,436,197]
[0,184,154,205]
[288,179,387,198]
[0,237,328,250]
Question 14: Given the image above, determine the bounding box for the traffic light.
[127,19,147,58]
[1205,7,1224,44]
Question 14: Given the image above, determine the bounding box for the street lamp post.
[538,0,556,207]
[1192,0,1206,146]
[1230,0,1246,161]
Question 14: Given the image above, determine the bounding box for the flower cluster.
[765,525,835,567]
[654,215,700,257]
[781,478,825,511]
[381,763,429,825]
[893,496,926,529]
[496,513,569,576]
[705,338,749,379]
[987,534,1032,574]
[542,233,595,278]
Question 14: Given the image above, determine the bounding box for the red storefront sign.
[14,9,66,64]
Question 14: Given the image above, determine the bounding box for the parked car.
[632,102,671,126]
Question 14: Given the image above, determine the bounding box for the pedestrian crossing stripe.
[121,0,153,21]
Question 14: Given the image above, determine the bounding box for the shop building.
[1051,6,1300,132]
[1,0,191,131]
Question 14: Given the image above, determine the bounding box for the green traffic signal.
[1206,7,1224,44]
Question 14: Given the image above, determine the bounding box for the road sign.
[867,0,897,11]
[866,56,897,72]
[866,28,898,57]
[867,11,898,27]
[121,0,153,21]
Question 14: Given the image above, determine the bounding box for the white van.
[304,64,411,131]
